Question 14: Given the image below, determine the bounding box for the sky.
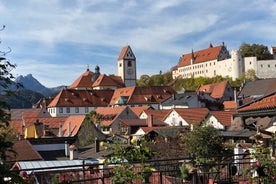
[0,0,276,88]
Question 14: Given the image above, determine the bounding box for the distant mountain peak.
[15,74,62,96]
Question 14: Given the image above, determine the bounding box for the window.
[66,107,70,113]
[59,107,63,113]
[119,63,122,67]
[75,107,79,113]
[85,107,89,113]
[268,64,270,68]
[261,64,263,68]
[128,61,132,67]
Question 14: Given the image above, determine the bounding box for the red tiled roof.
[238,92,276,112]
[92,74,125,88]
[96,106,127,126]
[177,45,223,67]
[9,120,23,135]
[198,81,228,99]
[110,86,176,105]
[130,106,152,117]
[24,117,67,129]
[48,89,114,107]
[210,110,236,126]
[69,70,94,89]
[223,101,237,110]
[118,45,130,60]
[62,115,85,136]
[6,140,43,162]
[144,109,171,121]
[10,109,44,121]
[169,108,210,124]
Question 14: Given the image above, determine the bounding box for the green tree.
[183,126,224,166]
[240,43,273,60]
[244,69,257,81]
[105,138,154,184]
[137,74,150,86]
[0,25,26,183]
[77,111,105,146]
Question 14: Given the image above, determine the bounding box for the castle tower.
[117,45,137,87]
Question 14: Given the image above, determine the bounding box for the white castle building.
[172,43,276,80]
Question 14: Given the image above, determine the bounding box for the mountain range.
[1,74,64,108]
[15,74,64,96]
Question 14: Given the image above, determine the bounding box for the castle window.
[128,61,132,67]
[268,64,270,68]
[261,64,263,68]
[119,63,122,67]
[249,62,251,65]
[75,107,79,113]
[59,107,63,113]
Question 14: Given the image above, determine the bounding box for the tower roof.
[118,45,136,60]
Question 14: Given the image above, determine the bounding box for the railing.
[11,154,275,184]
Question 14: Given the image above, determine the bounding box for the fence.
[12,153,274,184]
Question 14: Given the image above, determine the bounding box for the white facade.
[205,115,225,130]
[163,110,189,127]
[173,50,243,80]
[244,57,276,78]
[48,106,96,117]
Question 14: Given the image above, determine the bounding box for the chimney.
[147,114,153,127]
[69,144,78,160]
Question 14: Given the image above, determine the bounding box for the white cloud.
[1,0,276,87]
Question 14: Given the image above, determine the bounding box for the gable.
[118,45,136,60]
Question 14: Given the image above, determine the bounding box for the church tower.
[117,45,137,87]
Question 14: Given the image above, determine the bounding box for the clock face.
[127,68,134,75]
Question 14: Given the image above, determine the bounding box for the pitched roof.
[48,89,114,107]
[6,140,43,162]
[110,86,176,105]
[69,69,94,89]
[197,81,228,99]
[9,120,23,135]
[238,78,276,98]
[118,45,135,60]
[170,108,210,124]
[92,74,125,88]
[130,106,152,117]
[210,110,236,126]
[223,101,237,110]
[238,91,276,112]
[143,109,171,121]
[96,106,128,126]
[24,117,67,129]
[177,44,223,67]
[120,118,167,127]
[62,115,85,136]
[10,108,45,121]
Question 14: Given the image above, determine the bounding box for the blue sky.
[0,0,276,87]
